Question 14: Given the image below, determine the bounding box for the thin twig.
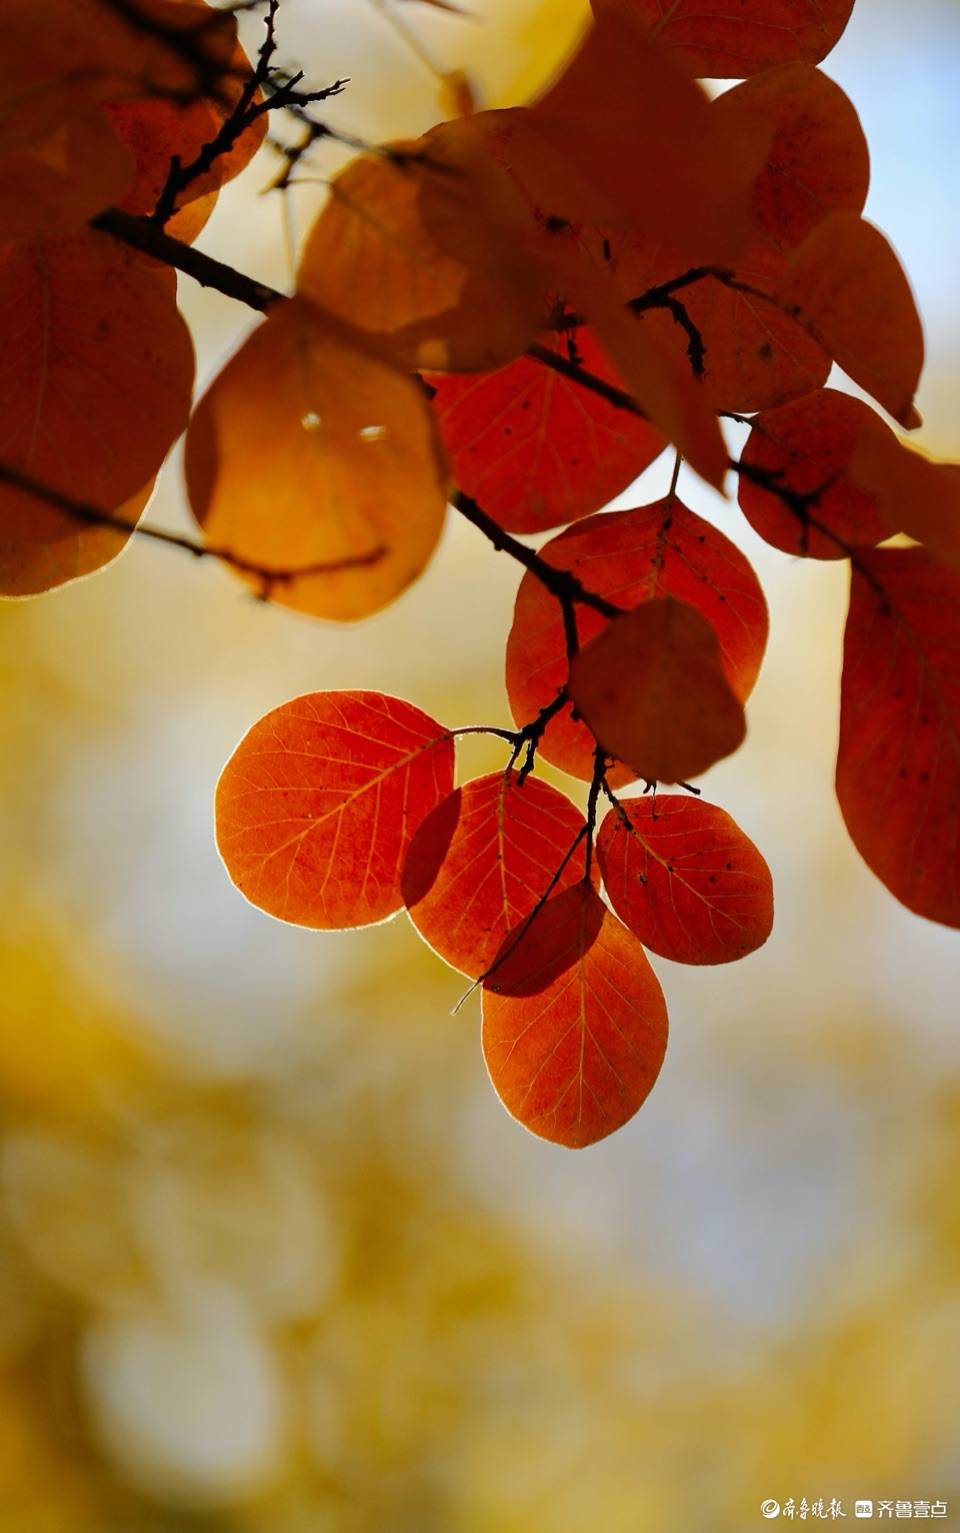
[0,464,386,591]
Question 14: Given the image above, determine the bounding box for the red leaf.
[482,882,668,1147]
[596,795,773,963]
[712,63,869,250]
[776,212,924,429]
[402,771,593,977]
[490,11,766,263]
[215,691,456,929]
[505,498,768,782]
[837,550,960,928]
[613,239,829,414]
[848,432,960,576]
[426,329,664,534]
[739,388,893,558]
[595,0,855,79]
[568,598,747,784]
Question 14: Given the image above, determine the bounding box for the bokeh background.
[2,1,960,1527]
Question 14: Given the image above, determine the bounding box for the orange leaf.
[402,771,594,977]
[712,63,869,250]
[776,212,924,429]
[848,432,960,575]
[298,145,545,373]
[612,239,829,414]
[0,104,134,241]
[184,298,449,620]
[0,478,154,599]
[739,387,893,558]
[492,11,765,263]
[482,882,668,1147]
[837,549,960,928]
[425,327,665,534]
[0,232,194,596]
[505,499,768,782]
[596,795,773,963]
[216,691,456,929]
[568,597,747,783]
[594,0,855,79]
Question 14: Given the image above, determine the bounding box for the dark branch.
[0,464,386,592]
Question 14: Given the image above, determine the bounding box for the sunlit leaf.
[712,63,869,250]
[505,498,768,782]
[596,794,773,963]
[837,549,960,928]
[216,690,456,929]
[0,104,134,241]
[777,212,924,429]
[0,232,194,597]
[402,770,594,977]
[849,432,960,575]
[594,0,855,79]
[613,239,830,414]
[298,145,545,373]
[738,387,893,558]
[568,597,747,783]
[482,881,668,1147]
[0,478,154,599]
[184,298,449,620]
[488,10,766,262]
[426,327,665,534]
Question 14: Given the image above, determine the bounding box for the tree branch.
[0,464,386,591]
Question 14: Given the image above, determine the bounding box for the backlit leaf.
[738,388,893,558]
[848,432,960,575]
[777,212,924,429]
[837,549,960,928]
[490,11,766,263]
[596,795,773,963]
[613,239,830,414]
[0,478,154,599]
[0,104,134,241]
[298,145,545,373]
[568,598,747,783]
[712,62,869,249]
[184,298,449,620]
[595,0,855,79]
[505,499,768,782]
[402,771,594,977]
[215,691,456,929]
[0,232,194,596]
[482,881,668,1147]
[426,327,665,534]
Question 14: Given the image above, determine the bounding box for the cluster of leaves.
[3,0,959,1147]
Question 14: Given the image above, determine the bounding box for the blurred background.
[2,1,960,1527]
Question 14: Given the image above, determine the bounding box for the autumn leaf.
[184,297,449,620]
[426,326,665,534]
[568,597,747,784]
[298,145,545,373]
[216,691,456,929]
[848,432,960,575]
[776,212,924,429]
[482,882,668,1147]
[596,795,773,963]
[613,239,830,415]
[712,62,869,250]
[837,549,960,928]
[486,9,767,263]
[0,232,194,596]
[505,499,767,782]
[738,388,893,558]
[402,771,594,977]
[594,0,855,79]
